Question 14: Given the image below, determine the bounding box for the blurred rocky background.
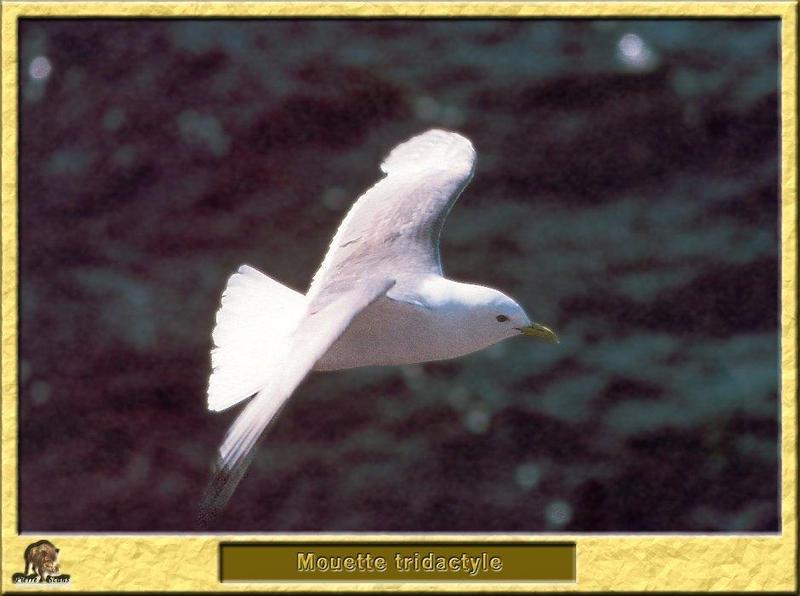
[18,19,779,531]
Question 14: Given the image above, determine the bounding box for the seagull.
[199,129,558,519]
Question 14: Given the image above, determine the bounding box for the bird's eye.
[496,315,509,322]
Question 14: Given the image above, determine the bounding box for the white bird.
[199,129,558,519]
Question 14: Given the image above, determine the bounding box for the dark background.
[18,19,779,532]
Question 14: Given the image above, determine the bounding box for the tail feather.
[201,263,303,524]
[207,265,304,412]
[198,274,395,525]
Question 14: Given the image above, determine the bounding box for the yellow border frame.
[1,1,796,592]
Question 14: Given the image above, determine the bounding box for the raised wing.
[307,129,476,307]
[198,277,395,522]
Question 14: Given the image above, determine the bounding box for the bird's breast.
[313,296,478,371]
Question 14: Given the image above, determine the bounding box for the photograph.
[14,15,781,538]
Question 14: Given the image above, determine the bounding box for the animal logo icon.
[11,540,70,584]
[25,540,60,581]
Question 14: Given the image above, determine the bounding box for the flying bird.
[200,129,558,518]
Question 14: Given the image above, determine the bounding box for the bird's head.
[456,284,559,347]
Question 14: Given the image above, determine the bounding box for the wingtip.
[196,461,237,529]
[195,503,220,530]
[380,129,476,176]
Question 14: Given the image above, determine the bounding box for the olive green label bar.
[220,542,576,582]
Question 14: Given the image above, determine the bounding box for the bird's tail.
[200,264,304,526]
[207,265,305,412]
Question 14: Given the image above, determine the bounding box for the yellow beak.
[519,323,559,344]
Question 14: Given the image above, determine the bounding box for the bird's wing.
[307,129,476,306]
[199,277,396,521]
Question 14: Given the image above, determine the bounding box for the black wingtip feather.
[196,450,257,529]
